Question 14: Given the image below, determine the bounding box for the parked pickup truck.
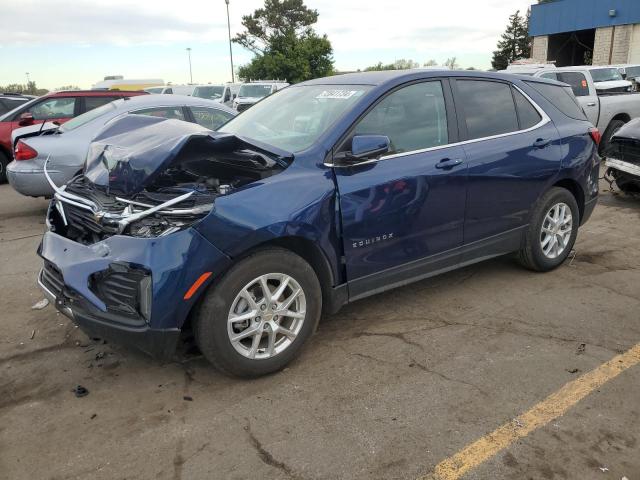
[531,66,640,151]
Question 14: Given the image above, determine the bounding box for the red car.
[0,90,147,182]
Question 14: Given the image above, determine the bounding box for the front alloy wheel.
[228,274,306,359]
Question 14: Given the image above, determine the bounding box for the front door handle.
[533,138,551,149]
[435,158,463,170]
[586,102,597,107]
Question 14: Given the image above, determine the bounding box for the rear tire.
[0,151,9,184]
[600,119,626,155]
[194,248,322,378]
[518,187,579,272]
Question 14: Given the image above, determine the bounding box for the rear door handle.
[586,102,597,107]
[435,158,463,170]
[533,138,551,149]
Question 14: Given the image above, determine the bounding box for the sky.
[0,0,534,90]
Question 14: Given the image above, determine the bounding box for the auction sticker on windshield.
[316,90,362,99]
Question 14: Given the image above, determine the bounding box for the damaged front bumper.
[37,227,232,360]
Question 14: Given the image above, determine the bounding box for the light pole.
[25,72,30,84]
[225,0,235,83]
[186,48,193,84]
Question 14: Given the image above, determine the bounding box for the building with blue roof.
[528,0,640,66]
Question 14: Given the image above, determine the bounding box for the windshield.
[193,86,224,100]
[625,66,640,79]
[60,101,119,132]
[221,85,371,152]
[145,87,164,94]
[591,68,624,82]
[238,84,273,98]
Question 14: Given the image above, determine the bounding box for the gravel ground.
[0,180,639,480]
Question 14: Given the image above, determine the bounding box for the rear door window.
[455,80,519,140]
[189,106,234,130]
[131,107,186,120]
[525,81,588,121]
[556,72,590,97]
[513,89,542,129]
[84,96,118,112]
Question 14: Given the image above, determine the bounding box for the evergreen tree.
[491,10,531,70]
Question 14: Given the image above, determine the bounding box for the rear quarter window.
[524,81,588,122]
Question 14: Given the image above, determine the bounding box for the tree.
[234,0,334,83]
[443,57,459,69]
[364,59,420,71]
[423,59,438,67]
[491,10,531,70]
[55,85,80,91]
[0,82,48,95]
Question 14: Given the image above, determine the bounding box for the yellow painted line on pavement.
[419,343,640,480]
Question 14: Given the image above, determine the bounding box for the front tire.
[600,119,626,155]
[194,248,322,378]
[518,187,579,272]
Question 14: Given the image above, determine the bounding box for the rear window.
[513,89,542,129]
[556,72,590,97]
[456,80,519,140]
[525,81,588,121]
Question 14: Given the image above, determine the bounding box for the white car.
[192,83,241,107]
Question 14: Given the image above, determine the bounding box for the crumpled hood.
[84,114,291,196]
[594,79,632,91]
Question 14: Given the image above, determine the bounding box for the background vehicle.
[613,64,640,91]
[232,80,289,112]
[0,93,33,116]
[144,85,195,96]
[38,70,599,378]
[92,76,164,91]
[530,66,640,151]
[604,118,640,194]
[7,95,235,197]
[0,90,146,183]
[193,83,241,107]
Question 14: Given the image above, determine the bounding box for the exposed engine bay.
[47,116,290,245]
[604,118,640,195]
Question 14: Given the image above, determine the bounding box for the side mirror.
[351,134,390,159]
[18,112,35,127]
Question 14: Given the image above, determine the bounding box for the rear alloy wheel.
[539,202,573,260]
[195,248,321,377]
[518,187,579,272]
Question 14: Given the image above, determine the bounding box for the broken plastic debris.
[73,385,89,398]
[576,343,586,355]
[30,329,36,340]
[599,467,609,472]
[31,298,49,310]
[183,396,193,402]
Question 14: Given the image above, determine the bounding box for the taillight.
[589,127,601,146]
[14,140,38,161]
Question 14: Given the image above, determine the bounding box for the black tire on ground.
[194,248,322,378]
[518,187,580,272]
[600,119,626,155]
[0,151,9,184]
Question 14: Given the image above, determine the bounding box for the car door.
[333,79,468,298]
[81,96,120,114]
[451,78,562,260]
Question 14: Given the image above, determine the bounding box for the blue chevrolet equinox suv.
[38,70,599,377]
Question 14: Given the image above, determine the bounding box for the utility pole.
[186,48,193,84]
[225,0,235,83]
[25,72,31,84]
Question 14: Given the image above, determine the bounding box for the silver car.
[7,95,236,197]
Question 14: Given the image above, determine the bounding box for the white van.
[233,80,290,112]
[192,83,242,107]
